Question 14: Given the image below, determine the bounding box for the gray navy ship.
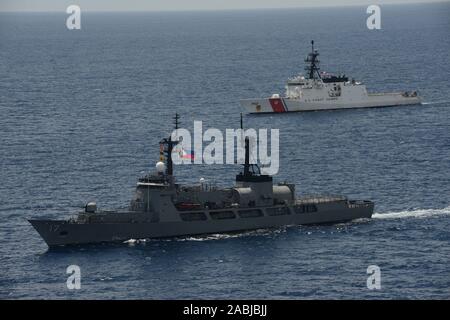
[29,115,374,247]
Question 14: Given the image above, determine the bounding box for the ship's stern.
[240,97,289,113]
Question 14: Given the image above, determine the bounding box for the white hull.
[241,94,422,113]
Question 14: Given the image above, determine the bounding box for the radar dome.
[156,161,165,173]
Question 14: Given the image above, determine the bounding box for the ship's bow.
[28,219,72,247]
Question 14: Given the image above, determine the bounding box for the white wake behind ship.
[240,41,422,113]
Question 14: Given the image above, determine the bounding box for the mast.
[160,113,180,176]
[304,40,321,80]
[239,113,260,178]
[244,136,251,176]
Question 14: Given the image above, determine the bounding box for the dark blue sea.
[1,3,449,299]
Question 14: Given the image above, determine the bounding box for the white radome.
[156,161,165,173]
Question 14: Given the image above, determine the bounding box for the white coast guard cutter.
[240,41,421,113]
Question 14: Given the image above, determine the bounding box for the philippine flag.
[180,148,195,160]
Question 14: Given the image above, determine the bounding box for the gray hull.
[29,201,373,247]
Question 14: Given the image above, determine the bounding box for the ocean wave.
[373,206,450,220]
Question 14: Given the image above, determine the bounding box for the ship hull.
[29,201,373,247]
[240,95,422,113]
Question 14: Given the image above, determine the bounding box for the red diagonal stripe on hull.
[269,98,286,112]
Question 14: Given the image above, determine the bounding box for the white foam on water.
[178,228,277,242]
[421,100,450,105]
[123,238,148,244]
[373,206,450,220]
[123,238,137,244]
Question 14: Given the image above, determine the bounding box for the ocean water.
[0,3,449,299]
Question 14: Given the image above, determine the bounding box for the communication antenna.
[174,113,180,130]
